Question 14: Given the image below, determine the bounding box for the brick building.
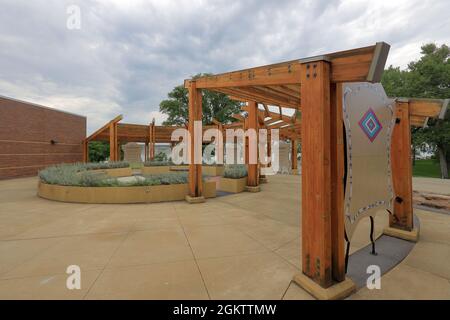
[0,95,86,179]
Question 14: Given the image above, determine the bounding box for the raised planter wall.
[141,166,171,175]
[38,180,216,204]
[219,177,247,193]
[169,165,189,171]
[202,165,224,176]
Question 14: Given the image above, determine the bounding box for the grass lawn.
[412,159,447,178]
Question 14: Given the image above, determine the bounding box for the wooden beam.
[330,83,345,282]
[291,139,298,171]
[109,122,117,161]
[242,106,295,124]
[235,86,300,108]
[83,140,88,163]
[232,113,246,122]
[266,85,301,99]
[267,121,291,129]
[188,42,389,89]
[409,99,444,118]
[214,87,295,108]
[188,81,203,198]
[188,61,303,88]
[299,59,333,288]
[262,104,270,117]
[86,115,123,142]
[247,101,258,187]
[390,100,414,231]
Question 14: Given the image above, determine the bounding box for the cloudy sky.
[0,0,449,134]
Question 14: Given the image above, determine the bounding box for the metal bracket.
[439,99,449,120]
[366,42,391,83]
[305,254,310,273]
[315,257,321,278]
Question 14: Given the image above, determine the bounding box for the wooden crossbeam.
[262,104,270,117]
[213,87,294,108]
[236,86,300,108]
[85,115,123,142]
[187,42,390,89]
[232,113,246,122]
[267,85,301,99]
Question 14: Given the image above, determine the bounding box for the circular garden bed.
[37,162,216,204]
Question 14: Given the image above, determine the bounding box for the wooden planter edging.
[202,165,224,176]
[38,180,216,204]
[219,177,247,193]
[141,166,172,175]
[169,165,189,171]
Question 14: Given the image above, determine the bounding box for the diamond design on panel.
[358,108,383,142]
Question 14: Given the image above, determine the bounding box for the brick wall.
[0,96,86,179]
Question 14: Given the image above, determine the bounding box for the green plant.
[84,161,130,170]
[88,141,110,162]
[224,164,247,179]
[38,162,195,187]
[144,160,174,167]
[159,73,242,126]
[154,151,168,162]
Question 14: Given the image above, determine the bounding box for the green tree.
[159,73,242,125]
[88,141,110,162]
[381,43,450,178]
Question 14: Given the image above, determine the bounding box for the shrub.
[38,163,122,187]
[223,164,247,179]
[154,151,169,162]
[84,161,129,170]
[143,160,173,167]
[38,163,192,187]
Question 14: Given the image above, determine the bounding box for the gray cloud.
[0,0,449,133]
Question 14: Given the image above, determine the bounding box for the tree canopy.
[381,43,450,178]
[159,73,242,126]
[88,141,110,162]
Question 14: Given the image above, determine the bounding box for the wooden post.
[148,121,155,160]
[291,139,298,172]
[217,123,224,164]
[330,83,346,282]
[299,60,333,288]
[384,99,417,241]
[83,140,89,163]
[151,119,156,160]
[109,123,116,161]
[187,81,204,201]
[247,101,258,187]
[294,61,354,299]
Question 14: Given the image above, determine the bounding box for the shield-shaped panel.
[342,83,396,239]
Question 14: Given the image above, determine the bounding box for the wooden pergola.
[82,115,248,163]
[183,42,449,298]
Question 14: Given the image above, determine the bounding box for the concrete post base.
[383,227,419,242]
[185,195,205,204]
[293,273,356,300]
[245,185,261,193]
